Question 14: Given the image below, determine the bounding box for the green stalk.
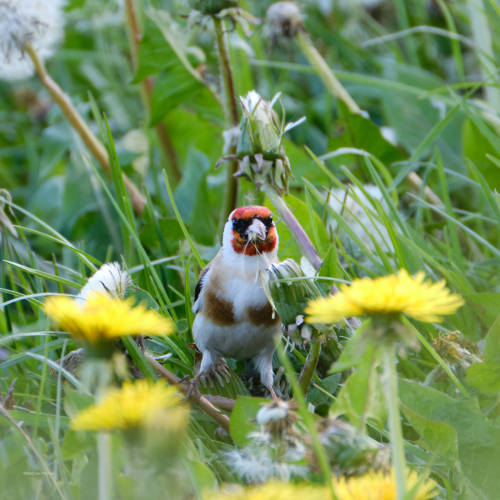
[213,16,239,218]
[297,31,363,116]
[298,337,321,395]
[98,433,112,500]
[381,345,406,499]
[276,342,337,500]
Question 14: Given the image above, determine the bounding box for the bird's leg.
[184,349,218,399]
[255,348,279,400]
[268,385,280,402]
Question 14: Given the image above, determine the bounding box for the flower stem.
[24,43,146,215]
[213,16,239,217]
[297,31,363,116]
[298,337,321,395]
[381,345,406,499]
[263,185,323,270]
[124,0,181,184]
[97,433,112,500]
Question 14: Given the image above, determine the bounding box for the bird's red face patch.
[230,206,277,256]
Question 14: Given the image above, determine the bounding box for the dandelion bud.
[266,1,303,42]
[0,0,64,81]
[234,90,304,194]
[238,91,282,158]
[188,0,239,15]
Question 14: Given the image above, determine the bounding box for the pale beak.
[246,219,267,242]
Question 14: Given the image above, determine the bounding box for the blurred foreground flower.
[204,480,326,500]
[71,380,186,432]
[335,469,437,500]
[306,270,464,325]
[44,292,173,345]
[0,0,64,80]
[205,468,436,499]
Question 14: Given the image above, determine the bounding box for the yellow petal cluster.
[205,470,436,500]
[71,380,186,431]
[44,292,173,344]
[335,469,437,500]
[306,270,463,324]
[204,481,327,500]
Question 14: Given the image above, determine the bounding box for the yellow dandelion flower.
[44,292,173,344]
[71,380,186,431]
[334,469,437,500]
[204,481,328,500]
[306,270,463,324]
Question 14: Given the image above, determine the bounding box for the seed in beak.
[246,219,267,241]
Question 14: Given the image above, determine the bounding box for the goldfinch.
[192,206,281,399]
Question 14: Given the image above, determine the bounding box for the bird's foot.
[198,359,232,389]
[180,373,202,399]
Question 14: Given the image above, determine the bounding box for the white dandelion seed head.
[327,184,395,253]
[266,2,303,40]
[256,400,290,425]
[0,0,65,81]
[224,447,307,484]
[78,263,131,302]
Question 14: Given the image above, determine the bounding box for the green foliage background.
[1,0,500,498]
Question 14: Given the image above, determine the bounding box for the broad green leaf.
[399,379,500,499]
[229,396,268,447]
[466,362,500,396]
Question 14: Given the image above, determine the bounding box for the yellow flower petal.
[44,292,173,344]
[71,380,186,432]
[204,470,436,500]
[204,481,327,500]
[334,469,437,500]
[306,270,463,324]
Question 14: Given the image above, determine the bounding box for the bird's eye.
[258,216,273,228]
[232,218,250,233]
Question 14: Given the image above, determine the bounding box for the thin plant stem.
[24,43,146,214]
[276,342,337,500]
[263,185,323,270]
[298,337,321,395]
[124,0,181,183]
[97,433,112,500]
[213,16,239,218]
[297,31,363,116]
[381,345,406,499]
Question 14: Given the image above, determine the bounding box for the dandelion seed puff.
[327,184,394,253]
[0,0,65,81]
[224,448,307,484]
[78,262,130,301]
